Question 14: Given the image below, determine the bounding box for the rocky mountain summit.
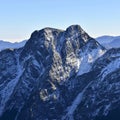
[0,25,120,120]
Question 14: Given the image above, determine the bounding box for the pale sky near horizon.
[0,0,120,42]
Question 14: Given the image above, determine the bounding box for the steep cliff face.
[0,25,119,120]
[73,48,120,120]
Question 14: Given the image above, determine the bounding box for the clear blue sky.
[0,0,120,42]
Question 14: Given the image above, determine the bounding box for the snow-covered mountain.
[0,25,120,120]
[0,40,27,51]
[96,36,120,49]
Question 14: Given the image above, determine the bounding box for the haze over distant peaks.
[96,35,120,49]
[0,40,27,51]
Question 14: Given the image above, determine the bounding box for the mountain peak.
[2,25,118,120]
[30,27,63,40]
[65,25,91,43]
[66,25,84,35]
[21,25,97,58]
[66,24,82,31]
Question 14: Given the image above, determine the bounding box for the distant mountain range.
[0,40,27,51]
[96,35,120,49]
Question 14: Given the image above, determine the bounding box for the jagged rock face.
[0,25,119,120]
[74,48,120,120]
[0,49,17,85]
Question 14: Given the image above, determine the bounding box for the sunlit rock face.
[1,25,120,120]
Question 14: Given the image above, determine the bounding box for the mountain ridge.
[0,25,120,120]
[0,40,27,51]
[96,35,120,49]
